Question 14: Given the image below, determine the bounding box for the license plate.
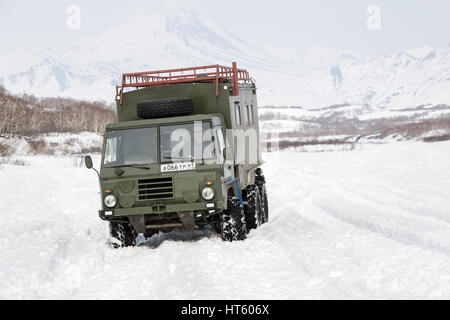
[160,162,196,172]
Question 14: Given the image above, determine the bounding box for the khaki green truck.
[85,62,268,247]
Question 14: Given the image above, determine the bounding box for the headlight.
[201,187,214,200]
[104,195,117,208]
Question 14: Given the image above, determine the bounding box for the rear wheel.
[259,184,269,224]
[256,171,269,224]
[220,197,247,242]
[109,221,138,248]
[244,185,262,230]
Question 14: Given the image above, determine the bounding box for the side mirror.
[84,155,93,169]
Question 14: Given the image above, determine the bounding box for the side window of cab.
[247,105,253,125]
[235,104,241,126]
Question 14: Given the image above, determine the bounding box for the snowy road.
[1,142,450,299]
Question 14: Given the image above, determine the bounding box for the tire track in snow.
[337,177,450,224]
[312,189,450,256]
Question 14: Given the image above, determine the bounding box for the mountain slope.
[0,9,449,108]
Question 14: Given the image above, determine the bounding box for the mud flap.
[177,211,197,230]
[128,215,146,234]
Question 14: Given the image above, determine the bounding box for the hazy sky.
[0,0,448,56]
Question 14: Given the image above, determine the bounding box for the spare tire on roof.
[137,97,193,119]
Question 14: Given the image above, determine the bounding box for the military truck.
[85,62,268,247]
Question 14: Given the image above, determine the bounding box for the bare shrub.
[277,138,352,150]
[0,88,116,137]
[72,156,85,168]
[260,105,450,147]
[0,141,13,157]
[380,119,450,139]
[79,145,102,154]
[27,137,54,155]
[423,134,450,143]
[61,146,71,155]
[65,138,77,147]
[0,157,27,166]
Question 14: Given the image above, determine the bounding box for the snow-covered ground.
[2,132,103,156]
[259,105,450,142]
[260,105,450,122]
[1,141,450,299]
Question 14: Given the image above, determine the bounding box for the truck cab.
[85,63,269,247]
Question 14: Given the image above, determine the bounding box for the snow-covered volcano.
[0,8,449,108]
[0,9,282,101]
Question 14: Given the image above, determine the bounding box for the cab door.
[215,126,234,180]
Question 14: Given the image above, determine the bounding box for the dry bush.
[260,105,450,146]
[0,141,13,157]
[380,119,450,139]
[72,156,85,168]
[277,138,351,150]
[65,138,77,147]
[0,157,27,166]
[0,88,116,137]
[423,134,450,143]
[27,137,46,154]
[79,145,102,154]
[27,137,54,155]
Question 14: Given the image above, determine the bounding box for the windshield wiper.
[112,164,152,170]
[163,156,194,161]
[162,156,206,165]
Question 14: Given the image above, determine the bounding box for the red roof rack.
[116,62,250,104]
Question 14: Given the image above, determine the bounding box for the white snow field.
[1,141,450,299]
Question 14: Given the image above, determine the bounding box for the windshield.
[160,121,215,163]
[103,121,216,168]
[104,127,158,168]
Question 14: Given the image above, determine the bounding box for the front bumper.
[99,200,223,220]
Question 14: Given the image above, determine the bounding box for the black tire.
[109,221,138,248]
[211,222,221,234]
[259,183,269,224]
[255,172,269,224]
[220,197,247,242]
[137,97,193,119]
[244,185,262,230]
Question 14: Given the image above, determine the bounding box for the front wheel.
[220,197,247,242]
[109,221,138,248]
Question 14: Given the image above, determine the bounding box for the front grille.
[138,177,174,200]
